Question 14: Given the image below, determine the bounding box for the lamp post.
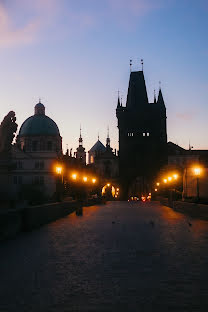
[194,167,201,202]
[55,165,63,201]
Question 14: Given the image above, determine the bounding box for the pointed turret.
[117,96,121,108]
[157,88,165,106]
[154,89,156,104]
[126,71,148,110]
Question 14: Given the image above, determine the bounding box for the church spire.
[106,126,110,148]
[79,125,83,146]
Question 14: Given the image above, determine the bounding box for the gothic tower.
[116,69,167,196]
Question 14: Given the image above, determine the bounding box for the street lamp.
[56,166,62,175]
[173,174,178,180]
[193,167,202,201]
[92,178,96,184]
[163,178,167,184]
[83,176,88,182]
[72,173,77,180]
[55,165,63,201]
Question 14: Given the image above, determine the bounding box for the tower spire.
[117,90,121,108]
[157,86,165,106]
[106,126,110,147]
[130,59,132,73]
[79,125,83,146]
[154,89,156,104]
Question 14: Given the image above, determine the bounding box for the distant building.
[167,142,208,200]
[116,70,167,196]
[88,137,106,165]
[12,101,62,199]
[88,133,119,180]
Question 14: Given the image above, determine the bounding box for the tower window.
[147,132,150,136]
[143,133,146,136]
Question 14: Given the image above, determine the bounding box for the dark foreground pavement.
[1,201,208,311]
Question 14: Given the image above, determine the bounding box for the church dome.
[18,102,60,137]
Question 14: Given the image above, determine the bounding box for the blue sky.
[0,0,208,153]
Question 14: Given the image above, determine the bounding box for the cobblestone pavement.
[1,201,208,311]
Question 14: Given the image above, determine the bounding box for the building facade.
[116,70,167,196]
[12,101,62,200]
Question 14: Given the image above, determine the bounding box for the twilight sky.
[0,0,208,154]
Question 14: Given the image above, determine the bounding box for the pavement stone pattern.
[1,201,208,311]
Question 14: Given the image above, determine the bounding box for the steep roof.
[89,140,106,153]
[126,71,148,109]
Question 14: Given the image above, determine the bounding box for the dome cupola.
[34,100,45,115]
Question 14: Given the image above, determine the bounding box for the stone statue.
[0,111,18,154]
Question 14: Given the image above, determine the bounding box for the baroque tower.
[75,127,86,164]
[116,69,167,196]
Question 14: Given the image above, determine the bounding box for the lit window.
[143,133,146,136]
[147,132,149,136]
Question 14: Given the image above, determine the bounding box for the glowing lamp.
[83,176,88,182]
[72,173,77,180]
[173,174,178,180]
[92,178,96,184]
[194,168,201,176]
[56,166,62,174]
